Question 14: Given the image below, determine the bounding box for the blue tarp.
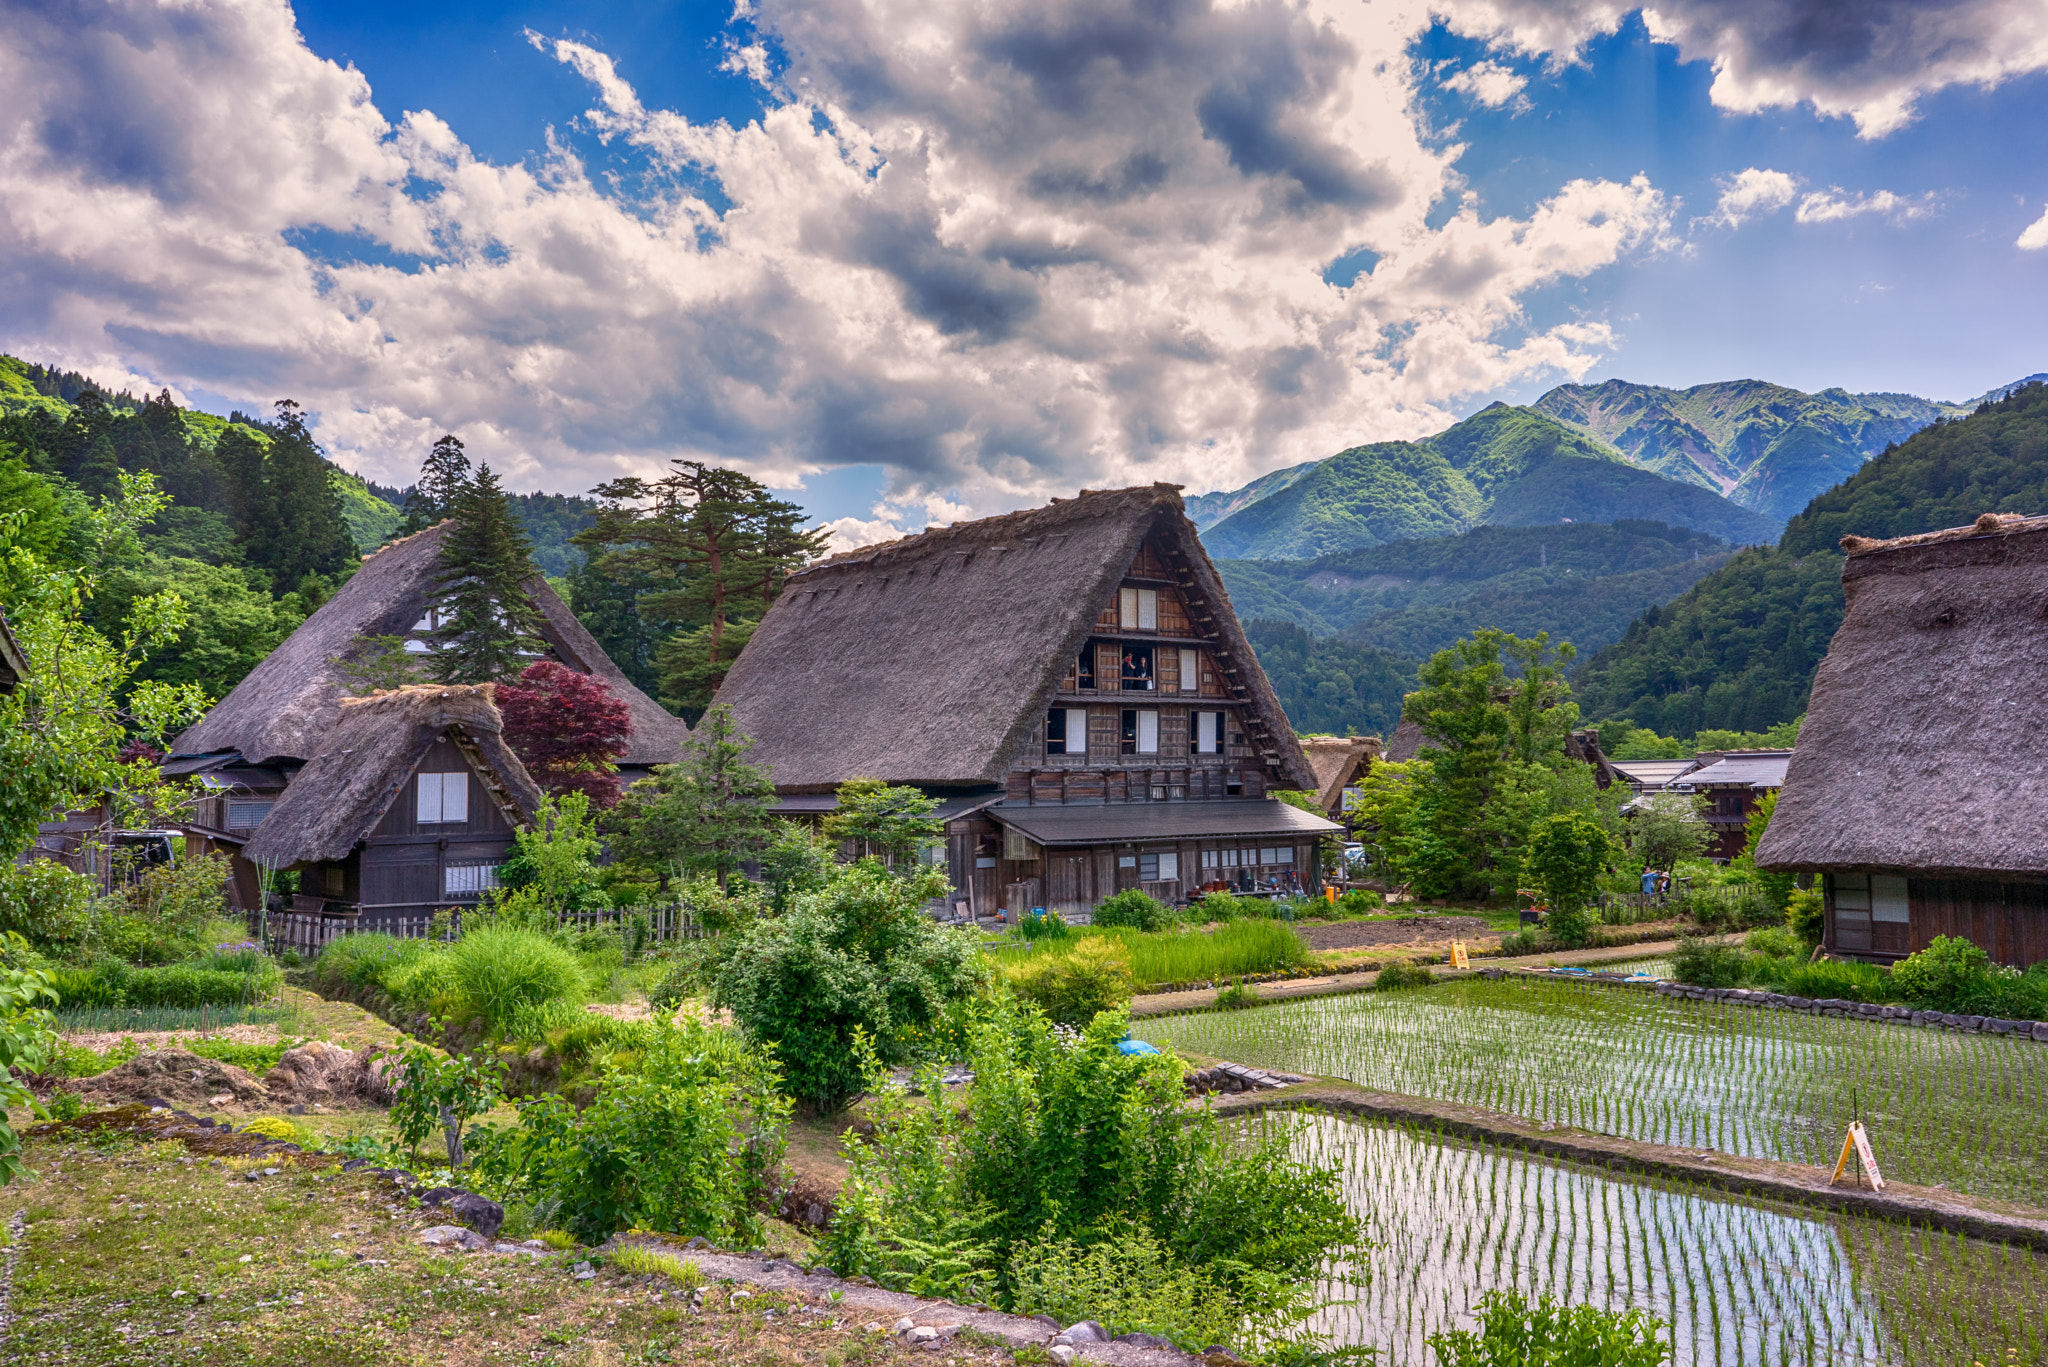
[1117,1039,1160,1056]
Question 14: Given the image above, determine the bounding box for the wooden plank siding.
[1825,871,2048,968]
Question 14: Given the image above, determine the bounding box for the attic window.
[1120,644,1154,691]
[1119,586,1158,631]
[1178,649,1199,694]
[1077,644,1096,690]
[417,772,470,825]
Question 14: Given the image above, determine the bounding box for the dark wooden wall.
[354,736,519,915]
[1826,871,2048,968]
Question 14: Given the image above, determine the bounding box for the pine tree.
[426,462,544,683]
[215,427,269,540]
[69,432,123,501]
[241,401,356,594]
[606,704,776,888]
[402,434,473,533]
[578,461,827,715]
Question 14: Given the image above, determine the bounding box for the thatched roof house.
[173,520,686,773]
[1757,511,2048,966]
[715,484,1339,918]
[245,685,542,919]
[1300,735,1380,817]
[1385,716,1620,790]
[0,611,26,694]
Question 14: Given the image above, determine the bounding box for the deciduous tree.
[496,660,633,807]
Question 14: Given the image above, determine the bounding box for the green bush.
[1005,938,1135,1027]
[446,928,589,1037]
[1015,910,1072,941]
[471,1016,790,1247]
[1427,1290,1669,1367]
[1092,889,1173,932]
[1787,886,1825,948]
[1773,958,1891,1003]
[1375,961,1435,991]
[1672,936,1745,989]
[1190,891,1245,923]
[1889,935,2047,1018]
[382,949,460,1016]
[1007,1226,1237,1351]
[714,861,987,1111]
[312,933,430,997]
[1213,980,1261,1010]
[1743,926,1800,959]
[1334,889,1383,917]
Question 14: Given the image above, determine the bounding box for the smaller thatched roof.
[1383,717,1617,786]
[173,521,686,767]
[243,685,542,867]
[1383,718,1432,763]
[1300,736,1380,815]
[1757,512,2048,877]
[0,611,26,694]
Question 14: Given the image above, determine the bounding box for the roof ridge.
[356,518,452,562]
[796,484,1185,578]
[1841,511,2048,556]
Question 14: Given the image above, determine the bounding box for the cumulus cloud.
[1707,168,1799,228]
[2017,204,2048,251]
[1435,0,2048,137]
[1793,187,1936,224]
[0,0,1678,520]
[1440,60,1531,110]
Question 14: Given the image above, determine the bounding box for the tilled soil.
[1299,915,1491,951]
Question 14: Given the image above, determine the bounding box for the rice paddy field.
[1148,976,2048,1207]
[1254,1111,2048,1367]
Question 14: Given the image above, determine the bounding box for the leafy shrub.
[1191,891,1245,923]
[715,862,986,1111]
[1787,885,1825,948]
[1375,961,1435,991]
[383,949,460,1016]
[446,927,589,1037]
[1008,1226,1237,1351]
[472,1016,790,1247]
[1006,939,1135,1027]
[1744,926,1800,959]
[240,1115,318,1148]
[0,859,91,943]
[389,1043,502,1167]
[1889,935,2047,1018]
[825,1001,1362,1346]
[1334,889,1383,917]
[1213,980,1261,1010]
[1672,937,1745,989]
[1524,814,1613,948]
[1015,910,1071,941]
[1092,889,1173,932]
[1427,1290,1669,1367]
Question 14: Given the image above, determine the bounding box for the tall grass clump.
[311,932,433,998]
[1005,938,1134,1027]
[447,927,589,1036]
[1116,919,1308,988]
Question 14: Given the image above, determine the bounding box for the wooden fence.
[258,903,705,957]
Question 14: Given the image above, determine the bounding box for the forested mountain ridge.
[1574,382,2048,735]
[1200,404,1777,558]
[1182,460,1318,529]
[1533,377,1973,521]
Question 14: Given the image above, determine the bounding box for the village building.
[1670,750,1791,860]
[1608,758,1703,794]
[1386,717,1624,789]
[715,484,1343,918]
[1299,735,1380,820]
[1758,512,2048,968]
[242,685,542,920]
[165,520,686,910]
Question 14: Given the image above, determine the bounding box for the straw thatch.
[714,484,1315,793]
[1383,718,1432,763]
[1300,735,1380,815]
[1756,513,2048,877]
[0,611,26,694]
[172,521,686,767]
[243,685,542,867]
[1380,717,1616,786]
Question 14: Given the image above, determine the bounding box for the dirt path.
[1128,940,1681,1017]
[1298,915,1492,951]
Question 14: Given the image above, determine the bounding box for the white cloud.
[1708,167,1799,228]
[2018,204,2048,251]
[1440,60,1530,110]
[1435,0,2048,137]
[0,0,1679,518]
[1793,187,1936,224]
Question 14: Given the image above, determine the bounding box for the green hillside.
[1200,405,1774,559]
[1241,619,1416,738]
[1533,377,1971,522]
[1183,460,1319,530]
[1574,382,2048,734]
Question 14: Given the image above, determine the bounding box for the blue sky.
[4,0,2045,536]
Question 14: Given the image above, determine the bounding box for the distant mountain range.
[1198,404,1780,558]
[1192,373,2042,562]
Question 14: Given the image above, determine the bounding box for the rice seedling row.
[1258,1110,2048,1367]
[1151,977,2048,1206]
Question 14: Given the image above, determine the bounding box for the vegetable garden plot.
[1151,977,2048,1206]
[1261,1112,2048,1367]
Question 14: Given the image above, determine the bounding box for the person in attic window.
[1122,647,1153,689]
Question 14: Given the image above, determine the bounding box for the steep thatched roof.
[1382,718,1616,787]
[1382,718,1431,763]
[1757,513,2048,877]
[714,484,1314,793]
[0,611,25,694]
[243,685,542,867]
[1300,736,1379,814]
[172,522,686,767]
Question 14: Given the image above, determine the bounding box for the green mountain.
[1533,378,1974,522]
[1183,461,1318,530]
[1240,619,1416,739]
[1574,382,2048,735]
[1200,405,1778,558]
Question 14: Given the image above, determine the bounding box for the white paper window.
[1119,586,1158,630]
[1179,649,1199,693]
[1833,873,1870,912]
[1222,848,1240,868]
[1259,847,1280,865]
[1119,586,1138,628]
[443,864,501,897]
[1195,712,1221,754]
[1274,848,1293,865]
[1135,710,1159,754]
[1871,874,1911,923]
[1067,708,1089,755]
[417,771,470,824]
[1156,852,1178,881]
[1004,829,1034,861]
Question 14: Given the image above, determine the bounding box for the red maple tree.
[495,661,634,807]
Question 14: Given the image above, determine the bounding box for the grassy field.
[984,919,1312,988]
[1263,1110,2048,1367]
[1146,976,2048,1207]
[0,1123,993,1367]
